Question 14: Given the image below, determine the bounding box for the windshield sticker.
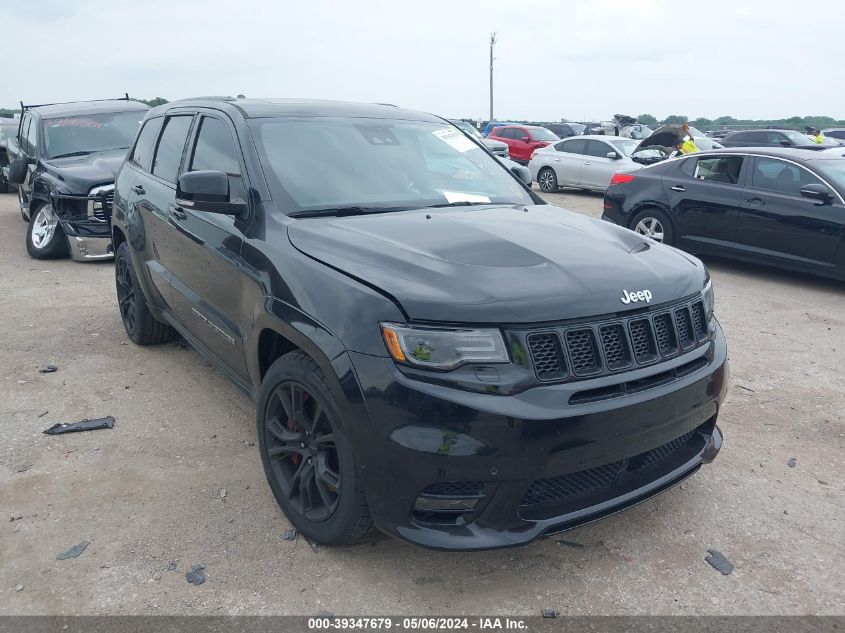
[46,118,103,129]
[441,191,491,204]
[433,128,477,153]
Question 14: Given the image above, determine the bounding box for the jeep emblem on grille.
[620,289,653,305]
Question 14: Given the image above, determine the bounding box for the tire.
[630,207,675,245]
[26,202,69,259]
[114,241,177,345]
[258,351,374,546]
[537,167,559,193]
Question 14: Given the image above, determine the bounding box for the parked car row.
[2,96,728,551]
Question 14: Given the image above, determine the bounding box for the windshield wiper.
[421,201,500,209]
[289,205,408,218]
[50,151,94,159]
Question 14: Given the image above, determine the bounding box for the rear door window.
[188,116,246,201]
[693,156,744,184]
[130,117,163,173]
[560,139,587,155]
[152,116,193,184]
[751,157,828,196]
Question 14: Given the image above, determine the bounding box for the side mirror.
[779,140,791,147]
[176,170,245,215]
[8,157,28,184]
[800,183,832,203]
[521,136,531,143]
[606,151,620,160]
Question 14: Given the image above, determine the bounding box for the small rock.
[705,549,734,575]
[15,584,24,592]
[56,542,89,560]
[787,457,797,468]
[283,528,298,541]
[39,365,58,374]
[167,561,178,571]
[818,479,829,486]
[16,465,30,473]
[542,609,558,618]
[153,572,162,581]
[17,380,28,384]
[186,564,206,586]
[219,488,227,501]
[680,483,689,490]
[10,515,23,522]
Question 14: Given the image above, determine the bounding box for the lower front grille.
[519,428,700,511]
[422,481,483,497]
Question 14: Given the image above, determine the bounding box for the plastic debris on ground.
[43,416,115,435]
[56,542,89,560]
[705,549,734,575]
[283,528,298,541]
[39,365,58,373]
[186,564,206,585]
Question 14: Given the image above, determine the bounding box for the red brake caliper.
[286,393,310,465]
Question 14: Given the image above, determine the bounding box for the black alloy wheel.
[115,253,137,334]
[263,382,341,522]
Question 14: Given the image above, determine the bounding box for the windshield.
[249,117,534,213]
[42,110,146,159]
[528,127,559,141]
[687,126,705,137]
[613,139,641,156]
[451,120,483,140]
[782,130,811,145]
[810,159,845,189]
[566,123,585,135]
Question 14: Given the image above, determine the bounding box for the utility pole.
[489,32,497,122]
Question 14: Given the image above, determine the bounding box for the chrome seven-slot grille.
[88,185,115,223]
[526,297,709,382]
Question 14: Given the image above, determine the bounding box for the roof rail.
[172,95,236,102]
[20,93,131,111]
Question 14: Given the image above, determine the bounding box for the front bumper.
[66,235,114,261]
[344,322,728,550]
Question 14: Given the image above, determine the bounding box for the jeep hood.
[287,205,705,323]
[43,148,127,191]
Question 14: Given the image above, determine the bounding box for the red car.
[488,125,560,164]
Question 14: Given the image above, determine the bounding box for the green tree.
[691,117,713,128]
[137,97,168,107]
[663,114,688,125]
[637,114,657,124]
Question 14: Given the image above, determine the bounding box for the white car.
[529,135,643,193]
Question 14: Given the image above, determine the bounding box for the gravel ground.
[0,188,842,616]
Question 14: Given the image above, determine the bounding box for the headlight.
[381,323,509,370]
[702,275,714,319]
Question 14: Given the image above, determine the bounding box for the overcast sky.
[3,0,843,121]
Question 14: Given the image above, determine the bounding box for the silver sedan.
[529,135,642,193]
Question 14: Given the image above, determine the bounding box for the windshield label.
[433,128,477,153]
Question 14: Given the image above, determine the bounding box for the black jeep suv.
[111,98,728,551]
[6,97,148,260]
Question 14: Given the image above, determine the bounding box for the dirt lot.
[0,189,842,616]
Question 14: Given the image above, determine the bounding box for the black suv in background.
[719,128,827,150]
[0,117,17,193]
[111,98,727,550]
[6,97,148,260]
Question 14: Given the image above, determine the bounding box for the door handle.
[131,184,145,195]
[745,197,766,206]
[670,185,686,192]
[583,161,592,165]
[169,204,188,220]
